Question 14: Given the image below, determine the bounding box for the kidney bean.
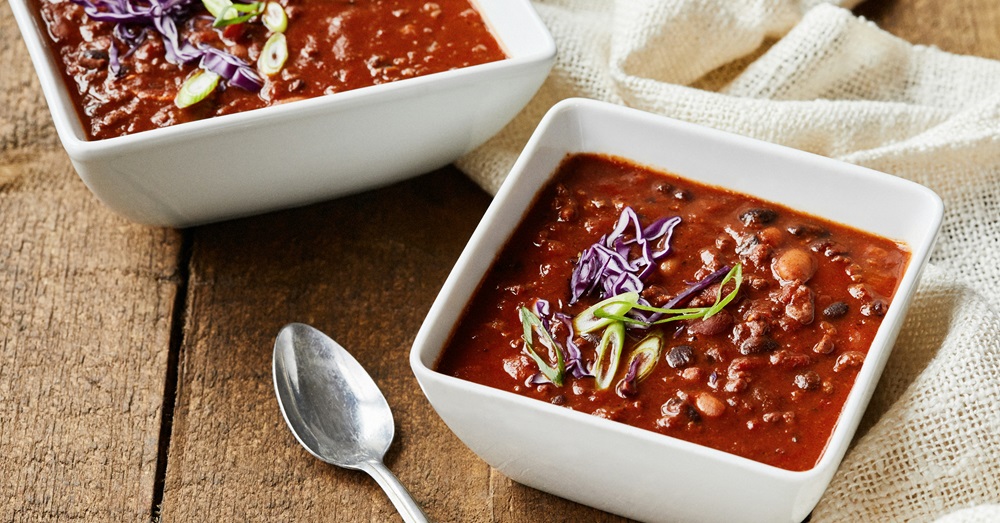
[739,335,779,355]
[772,248,817,283]
[687,310,733,337]
[695,393,726,418]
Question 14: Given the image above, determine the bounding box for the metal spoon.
[272,322,430,522]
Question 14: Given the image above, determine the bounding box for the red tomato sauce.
[436,153,910,472]
[37,0,506,139]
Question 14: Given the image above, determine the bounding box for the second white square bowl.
[410,98,943,523]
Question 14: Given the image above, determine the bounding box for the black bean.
[84,49,109,60]
[550,395,566,405]
[739,335,779,355]
[666,345,695,368]
[739,208,778,227]
[684,404,702,423]
[787,223,829,238]
[823,301,849,319]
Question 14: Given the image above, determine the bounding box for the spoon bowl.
[273,323,429,522]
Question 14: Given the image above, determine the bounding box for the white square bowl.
[8,0,555,227]
[409,98,943,523]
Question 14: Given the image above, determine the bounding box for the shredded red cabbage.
[70,0,262,91]
[662,265,733,310]
[529,299,591,383]
[570,208,681,304]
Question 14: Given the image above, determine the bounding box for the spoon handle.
[361,460,431,523]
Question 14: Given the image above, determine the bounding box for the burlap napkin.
[457,1,1000,520]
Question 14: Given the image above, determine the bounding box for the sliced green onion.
[519,306,565,387]
[572,291,640,334]
[261,2,288,32]
[174,70,220,108]
[257,32,288,76]
[593,321,625,390]
[616,332,662,397]
[202,0,232,18]
[702,263,743,319]
[213,1,264,28]
[591,264,744,327]
[627,333,663,383]
[595,303,709,325]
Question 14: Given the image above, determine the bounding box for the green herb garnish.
[592,321,625,390]
[592,264,743,327]
[258,32,288,76]
[213,2,265,28]
[175,70,221,108]
[572,291,640,334]
[519,306,566,387]
[261,2,288,32]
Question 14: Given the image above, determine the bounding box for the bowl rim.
[8,0,556,157]
[410,97,943,482]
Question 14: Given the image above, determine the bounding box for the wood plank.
[856,0,1000,60]
[160,170,513,521]
[159,0,999,521]
[0,4,183,521]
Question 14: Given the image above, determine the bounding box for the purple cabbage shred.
[662,265,733,310]
[569,208,681,305]
[70,0,263,91]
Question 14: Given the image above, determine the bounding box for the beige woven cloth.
[458,1,1000,521]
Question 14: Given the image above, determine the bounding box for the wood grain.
[1,0,997,522]
[0,4,184,521]
[856,0,1000,60]
[159,170,503,521]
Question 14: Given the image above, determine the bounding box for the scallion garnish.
[213,2,265,28]
[175,70,221,108]
[261,2,288,33]
[617,333,663,396]
[592,321,625,390]
[201,0,232,18]
[258,32,288,76]
[519,306,566,387]
[572,291,640,334]
[590,264,743,327]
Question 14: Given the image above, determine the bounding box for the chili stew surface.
[436,153,910,472]
[37,0,506,139]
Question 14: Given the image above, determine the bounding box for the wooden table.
[1,1,997,521]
